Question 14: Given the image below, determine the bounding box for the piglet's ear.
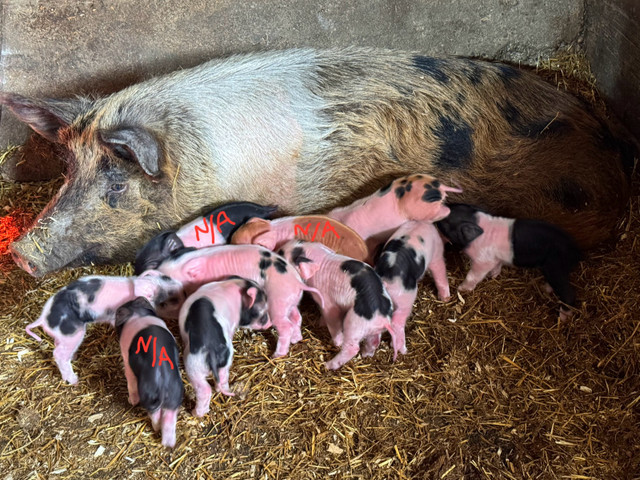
[100,126,161,177]
[254,231,277,251]
[459,222,484,244]
[243,286,258,309]
[298,261,320,280]
[133,280,155,300]
[163,233,184,255]
[1,93,91,143]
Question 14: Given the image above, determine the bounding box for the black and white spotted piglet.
[26,272,184,384]
[435,203,582,319]
[374,220,450,355]
[116,297,184,448]
[179,277,271,417]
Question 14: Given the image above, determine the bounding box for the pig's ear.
[0,93,90,143]
[162,233,184,255]
[243,286,258,309]
[100,127,161,177]
[298,260,320,280]
[254,231,277,251]
[458,222,484,244]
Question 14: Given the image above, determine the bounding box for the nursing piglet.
[435,203,582,319]
[375,221,450,355]
[278,240,398,369]
[116,297,183,448]
[180,278,270,417]
[231,215,369,261]
[26,272,184,384]
[134,201,277,274]
[327,174,461,259]
[152,244,323,357]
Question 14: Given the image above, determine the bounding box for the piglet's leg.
[289,308,303,344]
[216,367,235,397]
[459,261,496,292]
[325,311,363,370]
[149,409,162,432]
[541,260,576,319]
[160,409,178,448]
[389,305,413,355]
[361,333,381,358]
[53,329,86,385]
[270,304,294,358]
[185,354,212,417]
[124,364,140,406]
[321,305,344,347]
[489,263,503,278]
[429,257,451,301]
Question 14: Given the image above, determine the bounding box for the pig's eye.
[109,183,127,194]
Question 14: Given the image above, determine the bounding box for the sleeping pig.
[230,215,369,261]
[374,220,450,355]
[179,277,270,417]
[278,240,398,369]
[134,201,277,274]
[151,244,324,358]
[435,203,582,319]
[327,174,462,260]
[116,297,183,448]
[4,49,633,277]
[25,272,184,384]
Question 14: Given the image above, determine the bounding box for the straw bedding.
[0,51,638,479]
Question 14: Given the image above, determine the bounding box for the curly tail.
[303,285,325,309]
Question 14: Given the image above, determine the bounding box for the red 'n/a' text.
[136,335,174,369]
[194,211,236,244]
[294,220,341,241]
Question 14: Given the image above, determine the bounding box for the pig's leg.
[389,305,413,355]
[52,328,85,385]
[361,333,381,357]
[489,263,503,279]
[149,409,162,432]
[541,260,576,320]
[325,311,363,370]
[125,367,140,406]
[428,257,450,301]
[459,261,497,292]
[160,409,178,448]
[321,305,344,347]
[185,354,212,417]
[270,304,294,358]
[289,308,303,344]
[216,367,235,397]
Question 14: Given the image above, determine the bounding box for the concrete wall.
[584,0,640,147]
[0,0,586,180]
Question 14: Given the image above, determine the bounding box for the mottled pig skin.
[25,272,184,384]
[4,49,634,277]
[152,244,324,357]
[327,174,462,260]
[436,203,582,319]
[179,278,270,417]
[278,240,398,369]
[134,201,277,274]
[231,215,369,261]
[116,298,183,448]
[375,221,450,355]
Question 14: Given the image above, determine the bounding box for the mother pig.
[2,48,635,276]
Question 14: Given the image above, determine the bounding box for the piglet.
[152,244,324,358]
[327,174,462,260]
[375,221,450,355]
[134,201,277,274]
[26,272,184,384]
[435,203,582,319]
[278,240,398,369]
[231,215,369,261]
[180,277,271,417]
[116,297,183,448]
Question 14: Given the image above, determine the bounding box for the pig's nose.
[10,250,37,275]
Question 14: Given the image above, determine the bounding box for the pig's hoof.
[558,308,574,322]
[272,349,288,359]
[333,334,343,347]
[400,346,408,355]
[458,284,473,293]
[544,283,554,294]
[128,395,140,406]
[192,407,209,418]
[161,435,176,448]
[439,295,451,302]
[218,388,236,397]
[63,373,79,385]
[324,360,342,370]
[361,349,375,358]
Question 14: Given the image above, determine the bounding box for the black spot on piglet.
[375,240,427,291]
[341,260,392,319]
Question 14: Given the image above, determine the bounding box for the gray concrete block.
[0,0,583,181]
[585,0,640,143]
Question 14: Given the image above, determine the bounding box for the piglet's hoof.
[458,283,474,293]
[63,373,79,385]
[558,308,574,322]
[161,435,176,449]
[128,394,140,406]
[192,407,209,418]
[217,388,236,397]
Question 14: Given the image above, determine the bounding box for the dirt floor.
[0,53,639,479]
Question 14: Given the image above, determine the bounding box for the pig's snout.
[10,248,38,276]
